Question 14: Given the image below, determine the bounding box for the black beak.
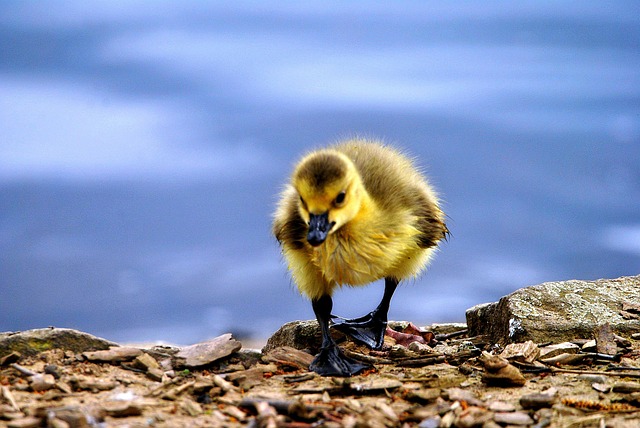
[307,212,333,247]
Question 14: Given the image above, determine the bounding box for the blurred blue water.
[1,2,639,344]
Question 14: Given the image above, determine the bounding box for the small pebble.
[482,364,526,387]
[439,411,456,428]
[222,405,246,421]
[46,405,103,426]
[375,401,398,422]
[146,367,165,382]
[181,398,203,416]
[406,388,441,404]
[577,374,607,384]
[72,376,118,391]
[445,387,484,407]
[534,408,554,427]
[455,406,493,428]
[488,401,515,412]
[133,352,161,371]
[388,345,415,358]
[493,411,534,426]
[418,416,440,428]
[519,392,556,409]
[350,378,403,393]
[479,352,508,371]
[479,351,526,386]
[29,374,56,392]
[408,341,432,354]
[581,340,597,352]
[592,382,611,393]
[102,401,144,418]
[44,365,61,379]
[47,417,70,428]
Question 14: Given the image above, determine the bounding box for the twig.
[550,367,640,379]
[168,380,196,397]
[512,362,552,373]
[342,349,393,365]
[394,352,445,361]
[445,349,482,366]
[396,355,446,367]
[9,363,36,376]
[283,373,316,384]
[579,352,622,362]
[606,364,640,372]
[400,376,440,382]
[435,329,468,341]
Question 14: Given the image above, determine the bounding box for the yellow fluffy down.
[273,138,447,300]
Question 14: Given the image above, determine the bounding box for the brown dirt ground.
[1,334,639,427]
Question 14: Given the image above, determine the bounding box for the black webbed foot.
[331,312,387,350]
[309,344,372,377]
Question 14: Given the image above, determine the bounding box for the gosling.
[273,139,448,376]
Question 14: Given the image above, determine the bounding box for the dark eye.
[334,191,346,205]
[299,195,307,208]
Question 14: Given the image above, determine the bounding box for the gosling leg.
[309,294,372,377]
[331,277,399,350]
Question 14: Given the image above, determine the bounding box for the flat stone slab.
[0,328,118,357]
[83,347,143,362]
[466,275,640,344]
[175,333,242,368]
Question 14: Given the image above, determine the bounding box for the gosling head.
[292,150,364,247]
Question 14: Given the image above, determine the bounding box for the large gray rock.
[0,328,118,357]
[263,320,415,354]
[262,320,323,354]
[262,320,453,354]
[466,275,640,344]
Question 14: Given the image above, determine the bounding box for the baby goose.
[273,139,448,376]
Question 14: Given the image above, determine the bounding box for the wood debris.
[0,325,639,426]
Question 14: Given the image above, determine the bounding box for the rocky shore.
[1,275,639,427]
